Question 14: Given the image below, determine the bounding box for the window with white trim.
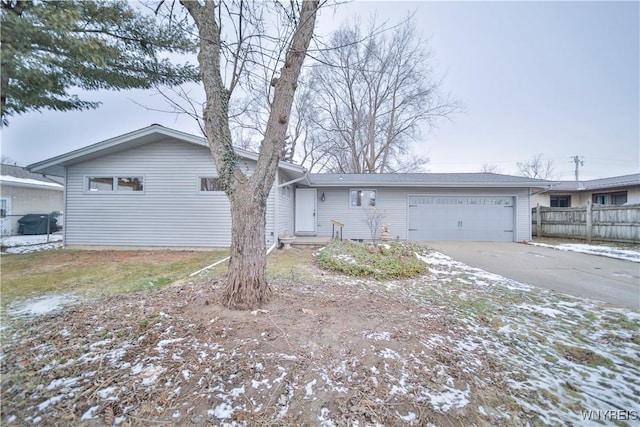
[350,189,376,207]
[87,176,143,192]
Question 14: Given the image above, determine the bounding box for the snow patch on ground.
[1,234,63,254]
[2,246,638,426]
[417,249,640,425]
[528,241,640,262]
[7,294,78,316]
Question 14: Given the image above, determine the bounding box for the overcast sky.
[1,1,638,181]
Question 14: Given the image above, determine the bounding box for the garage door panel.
[408,196,514,241]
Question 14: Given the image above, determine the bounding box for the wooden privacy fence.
[532,202,640,243]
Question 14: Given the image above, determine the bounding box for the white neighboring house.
[0,164,64,236]
[28,125,554,248]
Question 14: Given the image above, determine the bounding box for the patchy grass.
[267,247,318,282]
[0,249,228,308]
[555,343,614,368]
[316,240,426,279]
[1,246,638,426]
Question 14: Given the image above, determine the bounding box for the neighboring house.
[0,163,64,236]
[28,125,553,247]
[531,174,640,207]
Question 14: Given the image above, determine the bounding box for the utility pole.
[571,155,584,182]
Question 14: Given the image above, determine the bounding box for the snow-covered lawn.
[528,241,640,263]
[414,251,639,425]
[1,234,63,254]
[1,247,638,426]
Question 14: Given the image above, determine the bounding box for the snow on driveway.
[528,241,640,263]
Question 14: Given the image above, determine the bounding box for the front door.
[295,188,316,235]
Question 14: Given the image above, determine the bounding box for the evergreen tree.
[1,0,199,125]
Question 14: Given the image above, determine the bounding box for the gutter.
[311,182,557,189]
[531,183,559,196]
[278,170,310,187]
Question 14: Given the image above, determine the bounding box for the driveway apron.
[426,242,640,309]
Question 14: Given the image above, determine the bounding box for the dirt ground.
[2,246,638,426]
[1,252,511,426]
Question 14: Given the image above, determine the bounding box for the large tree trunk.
[222,188,269,309]
[183,0,319,310]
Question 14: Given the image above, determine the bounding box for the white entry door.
[295,188,316,234]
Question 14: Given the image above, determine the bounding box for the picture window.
[87,176,143,192]
[350,189,376,207]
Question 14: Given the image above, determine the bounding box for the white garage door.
[408,196,515,241]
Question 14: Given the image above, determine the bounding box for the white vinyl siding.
[266,182,276,248]
[315,187,531,242]
[64,139,275,248]
[315,187,406,240]
[278,187,294,236]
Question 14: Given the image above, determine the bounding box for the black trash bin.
[17,214,57,235]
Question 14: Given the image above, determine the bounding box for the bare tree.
[181,0,319,309]
[293,15,460,173]
[516,154,555,179]
[362,206,386,243]
[480,163,502,174]
[1,154,16,164]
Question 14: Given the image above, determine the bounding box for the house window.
[550,195,571,207]
[117,177,143,191]
[87,176,144,192]
[593,191,627,205]
[350,189,376,207]
[88,177,114,191]
[199,177,223,192]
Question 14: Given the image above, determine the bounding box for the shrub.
[316,240,426,280]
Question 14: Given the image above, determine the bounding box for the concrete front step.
[288,236,332,248]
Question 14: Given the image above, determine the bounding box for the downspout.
[63,167,68,248]
[274,169,280,245]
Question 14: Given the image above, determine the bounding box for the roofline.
[311,182,556,188]
[0,178,64,191]
[27,124,305,175]
[545,183,640,193]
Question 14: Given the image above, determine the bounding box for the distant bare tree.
[480,163,502,174]
[516,154,555,179]
[292,15,460,173]
[1,155,16,164]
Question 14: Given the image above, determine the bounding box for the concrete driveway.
[427,242,640,309]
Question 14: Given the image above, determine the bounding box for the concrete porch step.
[290,236,332,248]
